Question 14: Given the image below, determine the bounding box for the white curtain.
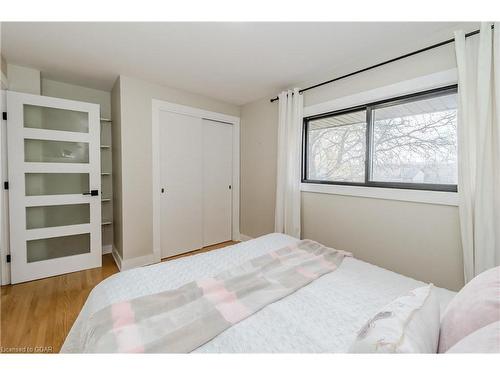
[275,88,303,238]
[455,22,500,282]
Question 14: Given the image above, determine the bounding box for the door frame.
[0,88,9,285]
[151,99,240,260]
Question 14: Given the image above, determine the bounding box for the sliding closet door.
[202,119,233,247]
[159,111,203,258]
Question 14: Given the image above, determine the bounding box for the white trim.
[304,68,458,117]
[119,253,158,272]
[152,99,241,262]
[231,121,241,241]
[301,183,458,206]
[25,194,90,207]
[111,246,122,270]
[152,100,240,125]
[302,69,459,206]
[26,223,92,241]
[102,244,112,254]
[10,252,101,284]
[0,89,8,285]
[239,234,253,242]
[23,128,90,143]
[24,162,90,174]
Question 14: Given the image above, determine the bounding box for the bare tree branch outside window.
[305,91,458,187]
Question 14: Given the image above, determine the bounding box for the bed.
[61,233,456,353]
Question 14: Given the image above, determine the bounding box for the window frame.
[302,84,459,192]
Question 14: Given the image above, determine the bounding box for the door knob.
[83,190,99,196]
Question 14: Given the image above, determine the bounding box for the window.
[306,109,366,183]
[303,85,458,191]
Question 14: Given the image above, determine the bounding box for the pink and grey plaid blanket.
[81,240,350,353]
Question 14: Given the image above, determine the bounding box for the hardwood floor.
[0,241,237,353]
[161,240,238,262]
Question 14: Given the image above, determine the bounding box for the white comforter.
[62,233,455,353]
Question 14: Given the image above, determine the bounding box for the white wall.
[240,96,279,238]
[1,55,7,89]
[41,78,111,119]
[114,75,240,264]
[6,64,40,95]
[240,43,464,291]
[4,66,111,116]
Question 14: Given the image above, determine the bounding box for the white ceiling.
[1,22,478,106]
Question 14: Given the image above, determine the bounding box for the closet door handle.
[83,190,99,196]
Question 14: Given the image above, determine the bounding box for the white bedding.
[61,233,455,353]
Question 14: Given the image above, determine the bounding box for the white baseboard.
[239,234,253,242]
[112,247,160,272]
[102,244,112,254]
[111,247,122,270]
[121,253,159,271]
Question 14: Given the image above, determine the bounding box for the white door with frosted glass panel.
[7,91,101,284]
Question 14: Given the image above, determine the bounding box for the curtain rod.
[270,27,486,103]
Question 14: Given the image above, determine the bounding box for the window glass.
[307,110,366,183]
[371,93,457,185]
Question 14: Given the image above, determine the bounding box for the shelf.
[100,116,113,246]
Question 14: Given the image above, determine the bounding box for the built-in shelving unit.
[100,117,113,253]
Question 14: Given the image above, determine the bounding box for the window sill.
[300,183,458,206]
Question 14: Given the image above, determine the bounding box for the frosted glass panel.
[27,233,90,263]
[24,104,89,133]
[25,173,89,196]
[25,139,89,163]
[26,204,90,229]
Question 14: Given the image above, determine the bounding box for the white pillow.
[349,284,440,353]
[438,266,500,352]
[446,321,500,353]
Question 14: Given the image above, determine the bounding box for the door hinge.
[6,254,11,263]
[3,181,8,190]
[2,112,6,121]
